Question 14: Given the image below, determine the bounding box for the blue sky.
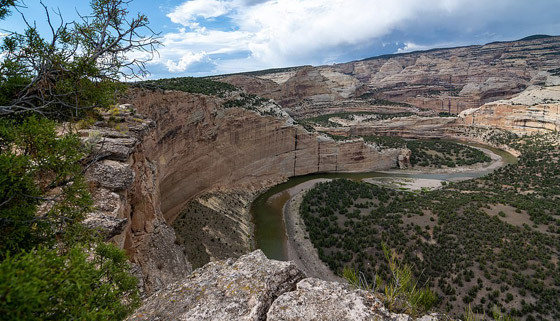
[1,0,559,79]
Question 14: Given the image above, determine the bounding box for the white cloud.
[167,0,232,27]
[396,42,460,53]
[164,51,208,72]
[155,0,560,76]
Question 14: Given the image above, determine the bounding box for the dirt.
[280,179,341,282]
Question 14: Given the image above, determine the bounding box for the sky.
[1,0,559,79]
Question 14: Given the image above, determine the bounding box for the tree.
[0,115,91,257]
[0,0,160,118]
[0,1,155,318]
[0,243,139,320]
[0,0,15,20]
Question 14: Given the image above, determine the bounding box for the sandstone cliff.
[459,85,560,133]
[125,89,408,225]
[219,36,560,115]
[81,106,192,296]
[80,88,410,295]
[121,89,409,270]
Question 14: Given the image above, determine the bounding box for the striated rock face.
[129,251,448,321]
[459,85,560,133]
[126,89,405,225]
[119,89,407,270]
[81,107,191,297]
[127,250,305,321]
[323,115,458,139]
[220,36,560,114]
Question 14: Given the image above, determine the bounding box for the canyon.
[81,36,560,319]
[219,35,560,115]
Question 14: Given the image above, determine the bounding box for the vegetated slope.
[300,133,560,320]
[361,136,491,168]
[132,77,237,96]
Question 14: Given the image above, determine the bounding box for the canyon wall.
[82,108,192,297]
[219,36,560,115]
[84,88,409,293]
[459,86,560,133]
[126,89,407,225]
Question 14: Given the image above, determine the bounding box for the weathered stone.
[130,219,192,296]
[267,278,414,321]
[86,159,134,191]
[82,214,127,240]
[127,250,305,321]
[93,136,138,161]
[459,85,560,133]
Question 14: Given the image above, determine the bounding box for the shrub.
[0,243,139,320]
[0,115,92,257]
[382,243,437,316]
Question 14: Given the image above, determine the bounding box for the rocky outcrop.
[219,36,560,114]
[459,85,560,133]
[127,250,305,321]
[128,250,448,321]
[81,106,191,296]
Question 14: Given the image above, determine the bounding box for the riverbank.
[280,179,341,281]
[382,144,504,176]
[251,140,517,269]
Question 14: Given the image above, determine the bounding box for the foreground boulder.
[127,250,305,321]
[268,278,444,321]
[128,251,450,321]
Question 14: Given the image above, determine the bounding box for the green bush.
[382,244,437,316]
[133,77,237,96]
[0,243,139,320]
[0,115,92,257]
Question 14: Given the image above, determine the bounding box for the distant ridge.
[361,34,558,61]
[518,34,553,41]
[211,34,558,77]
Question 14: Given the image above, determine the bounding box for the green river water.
[250,142,517,261]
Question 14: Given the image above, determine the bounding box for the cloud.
[153,0,560,76]
[167,0,232,27]
[164,51,208,72]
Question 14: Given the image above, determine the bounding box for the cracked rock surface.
[128,251,452,321]
[127,250,305,321]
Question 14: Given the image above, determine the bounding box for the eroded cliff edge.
[83,88,410,294]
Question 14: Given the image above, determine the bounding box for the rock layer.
[220,36,560,114]
[459,85,560,133]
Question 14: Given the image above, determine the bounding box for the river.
[250,142,517,261]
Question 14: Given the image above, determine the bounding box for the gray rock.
[127,250,305,321]
[82,188,127,239]
[86,159,135,191]
[83,214,127,240]
[268,278,413,321]
[93,136,138,161]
